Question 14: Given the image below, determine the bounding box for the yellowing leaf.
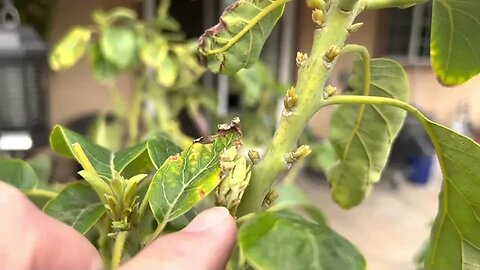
[148,123,241,225]
[49,27,92,71]
[156,55,178,87]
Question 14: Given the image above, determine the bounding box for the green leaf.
[100,27,137,69]
[198,0,287,74]
[51,125,178,179]
[431,0,480,86]
[49,27,92,71]
[328,58,409,208]
[156,55,178,87]
[0,159,38,189]
[44,182,105,234]
[90,42,120,81]
[420,120,480,270]
[148,126,241,225]
[147,137,182,169]
[239,212,365,270]
[140,38,169,68]
[26,154,52,188]
[272,183,327,225]
[50,125,113,178]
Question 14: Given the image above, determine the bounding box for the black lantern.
[0,0,49,152]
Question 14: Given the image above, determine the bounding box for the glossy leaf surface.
[147,137,182,169]
[44,182,105,234]
[328,59,409,208]
[239,212,365,270]
[148,127,241,224]
[423,120,480,270]
[198,0,286,74]
[50,126,177,178]
[431,0,480,86]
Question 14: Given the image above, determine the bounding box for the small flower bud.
[323,45,341,63]
[283,87,299,110]
[285,145,312,163]
[323,85,337,99]
[348,22,364,33]
[248,150,261,165]
[263,190,279,207]
[306,0,326,9]
[296,52,308,68]
[312,9,325,27]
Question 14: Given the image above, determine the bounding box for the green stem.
[150,83,193,149]
[321,96,428,128]
[143,219,168,246]
[341,44,370,96]
[111,231,128,270]
[23,189,57,199]
[237,1,365,216]
[97,216,111,269]
[127,79,144,145]
[365,0,428,9]
[236,213,256,225]
[157,0,171,20]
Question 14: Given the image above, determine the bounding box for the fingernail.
[183,207,230,233]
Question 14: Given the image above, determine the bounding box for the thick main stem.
[237,2,364,216]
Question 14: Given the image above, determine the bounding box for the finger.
[0,182,102,270]
[122,207,237,270]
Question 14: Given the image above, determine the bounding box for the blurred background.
[1,0,479,269]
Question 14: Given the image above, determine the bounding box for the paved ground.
[298,160,442,270]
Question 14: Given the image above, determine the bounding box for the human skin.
[0,182,236,270]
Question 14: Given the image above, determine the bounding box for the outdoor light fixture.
[0,0,49,152]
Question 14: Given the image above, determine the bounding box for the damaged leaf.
[198,0,287,74]
[147,119,242,225]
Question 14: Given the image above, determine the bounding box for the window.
[386,2,433,61]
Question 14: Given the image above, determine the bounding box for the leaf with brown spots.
[147,121,242,225]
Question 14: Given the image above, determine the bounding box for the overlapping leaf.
[148,124,241,224]
[431,0,480,86]
[239,212,365,270]
[44,182,105,234]
[50,125,179,178]
[328,58,409,208]
[198,0,286,74]
[0,159,38,189]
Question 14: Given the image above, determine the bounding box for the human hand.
[0,182,237,270]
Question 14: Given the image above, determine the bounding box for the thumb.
[122,207,237,270]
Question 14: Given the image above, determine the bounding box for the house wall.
[296,4,480,138]
[48,0,136,126]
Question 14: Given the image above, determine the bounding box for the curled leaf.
[198,0,287,74]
